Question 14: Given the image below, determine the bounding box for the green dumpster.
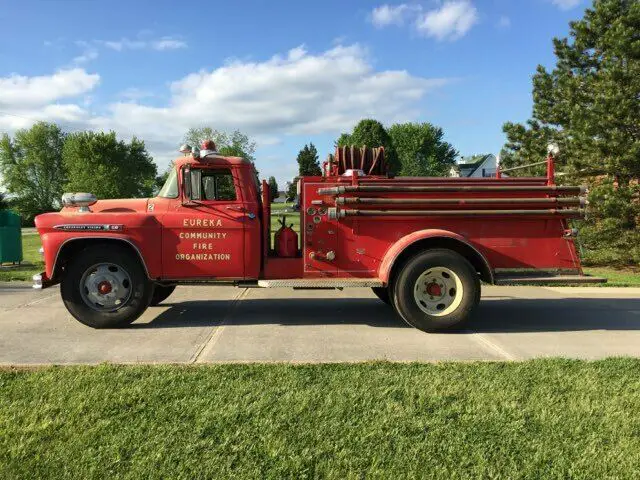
[0,210,23,264]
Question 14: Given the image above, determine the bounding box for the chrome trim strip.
[54,224,124,232]
[493,267,581,274]
[51,237,150,279]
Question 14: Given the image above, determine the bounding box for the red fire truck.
[33,142,603,332]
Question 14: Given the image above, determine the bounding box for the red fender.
[377,229,493,284]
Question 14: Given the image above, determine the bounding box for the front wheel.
[61,245,153,328]
[392,249,480,332]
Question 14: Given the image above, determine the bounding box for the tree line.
[286,120,458,200]
[0,125,257,224]
[0,124,157,224]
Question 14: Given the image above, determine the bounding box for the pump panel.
[302,181,337,277]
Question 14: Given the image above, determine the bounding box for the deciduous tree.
[0,192,8,210]
[286,180,297,202]
[0,122,66,223]
[388,122,457,177]
[337,119,399,173]
[63,132,157,199]
[184,127,256,163]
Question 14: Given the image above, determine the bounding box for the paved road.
[1,283,639,364]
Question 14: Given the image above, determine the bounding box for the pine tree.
[501,0,640,265]
[268,176,279,200]
[296,143,322,176]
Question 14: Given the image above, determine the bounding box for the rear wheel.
[150,285,176,306]
[371,286,391,305]
[392,249,480,332]
[61,245,153,328]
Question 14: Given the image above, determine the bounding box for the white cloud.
[550,0,581,10]
[0,69,99,108]
[371,4,413,27]
[100,36,187,52]
[102,39,145,51]
[151,37,188,51]
[90,44,451,149]
[416,1,478,41]
[73,48,99,64]
[1,44,451,183]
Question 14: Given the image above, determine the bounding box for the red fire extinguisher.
[275,215,298,257]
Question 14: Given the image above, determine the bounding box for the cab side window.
[201,169,237,201]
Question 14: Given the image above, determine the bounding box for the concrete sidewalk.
[1,284,639,364]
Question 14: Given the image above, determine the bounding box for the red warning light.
[201,140,217,151]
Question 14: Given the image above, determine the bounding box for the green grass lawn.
[0,235,43,282]
[583,267,640,287]
[1,360,640,479]
[270,202,293,212]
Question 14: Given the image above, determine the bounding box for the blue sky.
[0,0,585,186]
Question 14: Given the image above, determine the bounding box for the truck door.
[160,167,246,279]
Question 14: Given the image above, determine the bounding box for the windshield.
[157,167,179,198]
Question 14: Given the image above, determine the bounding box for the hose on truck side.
[318,185,587,195]
[334,208,585,218]
[335,197,586,206]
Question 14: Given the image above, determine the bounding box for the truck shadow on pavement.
[134,296,640,333]
[136,298,407,329]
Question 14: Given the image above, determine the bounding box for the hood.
[63,198,150,214]
[35,197,157,232]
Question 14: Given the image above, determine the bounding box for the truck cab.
[152,152,262,280]
[34,142,603,332]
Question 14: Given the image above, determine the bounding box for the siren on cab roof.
[199,139,219,159]
[201,140,217,151]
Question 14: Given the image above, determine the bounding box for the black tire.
[150,285,176,306]
[372,286,392,305]
[392,249,480,333]
[61,244,153,328]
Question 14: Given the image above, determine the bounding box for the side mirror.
[182,168,202,201]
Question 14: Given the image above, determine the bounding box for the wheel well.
[388,237,493,287]
[53,238,149,280]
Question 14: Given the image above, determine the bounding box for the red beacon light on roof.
[199,139,218,159]
[201,140,216,151]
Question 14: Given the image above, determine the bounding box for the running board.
[494,274,607,285]
[258,278,383,288]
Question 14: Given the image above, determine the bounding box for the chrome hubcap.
[414,267,463,316]
[80,263,132,312]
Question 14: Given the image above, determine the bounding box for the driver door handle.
[225,205,246,212]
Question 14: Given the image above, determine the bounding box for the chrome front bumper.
[33,273,44,289]
[32,272,55,290]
